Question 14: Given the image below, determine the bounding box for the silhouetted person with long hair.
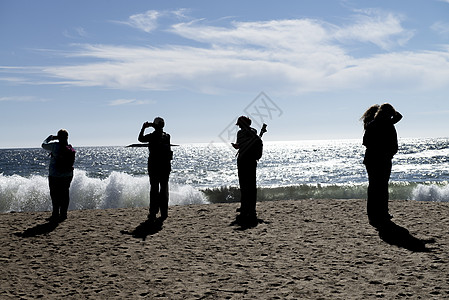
[138,117,173,222]
[362,103,402,228]
[42,129,75,223]
[361,104,380,129]
[232,116,259,226]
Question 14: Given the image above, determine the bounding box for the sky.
[1,0,449,148]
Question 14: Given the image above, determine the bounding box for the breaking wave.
[0,170,208,213]
[411,183,449,202]
[201,182,449,204]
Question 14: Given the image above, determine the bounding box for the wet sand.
[1,199,448,299]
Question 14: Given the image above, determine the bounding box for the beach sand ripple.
[1,199,448,299]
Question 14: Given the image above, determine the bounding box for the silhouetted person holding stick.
[362,103,402,228]
[138,117,173,222]
[232,116,266,226]
[42,129,75,223]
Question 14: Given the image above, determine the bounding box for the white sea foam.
[1,138,448,212]
[0,170,208,213]
[411,183,449,202]
[0,174,51,212]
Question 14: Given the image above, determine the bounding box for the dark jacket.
[42,136,74,178]
[363,118,398,164]
[236,127,258,162]
[139,130,172,175]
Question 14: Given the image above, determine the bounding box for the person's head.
[57,129,69,142]
[361,105,379,128]
[375,103,397,120]
[236,116,251,128]
[153,117,165,129]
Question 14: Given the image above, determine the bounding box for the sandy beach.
[1,199,448,299]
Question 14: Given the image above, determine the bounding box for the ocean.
[1,138,448,213]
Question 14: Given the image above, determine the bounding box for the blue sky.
[1,0,448,148]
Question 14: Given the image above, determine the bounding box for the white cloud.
[118,9,190,33]
[431,21,449,36]
[4,11,449,95]
[172,8,190,20]
[0,96,46,102]
[327,50,449,91]
[172,9,412,51]
[123,10,161,33]
[171,19,330,51]
[63,27,88,39]
[334,9,414,50]
[108,99,155,106]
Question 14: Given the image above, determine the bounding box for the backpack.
[250,134,263,160]
[253,124,267,160]
[239,130,263,161]
[54,144,76,172]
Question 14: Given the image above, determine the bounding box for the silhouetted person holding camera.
[42,129,75,223]
[362,103,402,228]
[139,117,173,222]
[232,116,260,226]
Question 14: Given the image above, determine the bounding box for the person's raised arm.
[392,111,403,124]
[138,122,152,142]
[42,135,57,151]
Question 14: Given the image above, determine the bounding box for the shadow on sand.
[121,218,164,241]
[230,216,267,231]
[377,221,436,252]
[14,220,59,238]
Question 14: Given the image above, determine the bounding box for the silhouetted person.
[138,117,173,222]
[362,103,402,228]
[360,104,380,130]
[42,129,75,223]
[232,116,259,225]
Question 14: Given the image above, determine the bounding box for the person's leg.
[366,163,382,225]
[238,162,250,215]
[366,160,392,227]
[159,174,169,219]
[59,176,73,220]
[237,160,257,224]
[246,160,257,218]
[48,176,60,219]
[149,176,161,219]
[378,160,392,220]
